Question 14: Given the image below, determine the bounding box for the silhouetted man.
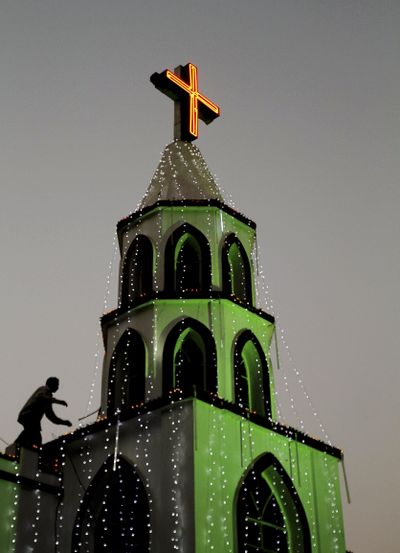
[15,377,72,448]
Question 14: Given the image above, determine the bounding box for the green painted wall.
[193,400,345,553]
[0,457,18,553]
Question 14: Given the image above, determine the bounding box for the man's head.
[46,377,59,392]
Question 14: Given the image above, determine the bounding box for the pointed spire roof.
[140,140,223,208]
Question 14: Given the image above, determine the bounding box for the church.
[0,63,348,553]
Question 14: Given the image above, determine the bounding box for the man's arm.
[52,398,68,407]
[45,405,72,427]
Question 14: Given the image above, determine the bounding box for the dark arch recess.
[162,317,217,396]
[222,234,253,305]
[120,234,153,308]
[107,328,146,416]
[233,330,271,418]
[236,453,312,553]
[164,223,211,293]
[71,455,150,553]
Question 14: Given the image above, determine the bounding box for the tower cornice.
[42,395,342,461]
[100,295,274,342]
[117,199,256,245]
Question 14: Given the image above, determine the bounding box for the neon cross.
[150,63,220,142]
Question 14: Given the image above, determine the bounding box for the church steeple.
[0,64,348,553]
[99,139,276,421]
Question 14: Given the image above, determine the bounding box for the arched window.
[234,331,271,417]
[236,454,311,553]
[108,329,146,415]
[222,235,253,304]
[163,318,217,395]
[72,456,150,553]
[165,224,211,293]
[121,235,153,307]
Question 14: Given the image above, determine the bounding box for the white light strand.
[254,234,344,548]
[83,230,119,422]
[55,440,66,553]
[255,243,331,444]
[168,405,184,551]
[217,410,231,551]
[10,460,19,553]
[205,403,218,551]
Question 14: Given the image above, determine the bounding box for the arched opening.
[163,318,217,395]
[121,235,153,307]
[72,456,150,553]
[236,454,311,553]
[222,235,253,304]
[108,329,146,415]
[165,224,211,294]
[233,331,271,417]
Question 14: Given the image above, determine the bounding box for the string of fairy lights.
[171,188,192,552]
[6,140,344,552]
[9,462,19,551]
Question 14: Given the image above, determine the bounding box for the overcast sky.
[1,2,399,552]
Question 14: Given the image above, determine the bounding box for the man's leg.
[15,422,42,448]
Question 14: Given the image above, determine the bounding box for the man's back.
[15,378,71,448]
[18,385,53,425]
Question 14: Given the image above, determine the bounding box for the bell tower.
[0,63,349,553]
[99,139,276,424]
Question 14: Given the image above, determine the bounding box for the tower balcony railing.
[103,290,274,327]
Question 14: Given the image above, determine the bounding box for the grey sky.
[1,2,399,552]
